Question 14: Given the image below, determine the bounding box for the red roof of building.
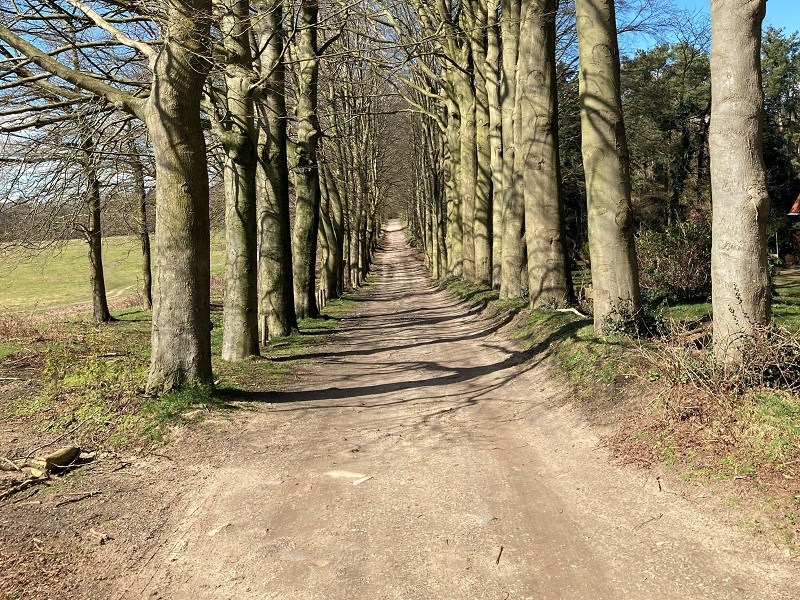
[790,194,800,215]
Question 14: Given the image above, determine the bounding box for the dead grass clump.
[644,322,800,397]
[0,312,61,341]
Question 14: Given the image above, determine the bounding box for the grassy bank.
[0,288,365,455]
[441,276,800,550]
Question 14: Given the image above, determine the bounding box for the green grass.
[0,233,226,312]
[1,276,370,451]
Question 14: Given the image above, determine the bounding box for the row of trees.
[0,1,403,392]
[401,0,778,364]
[0,0,785,394]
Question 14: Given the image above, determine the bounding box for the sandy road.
[116,222,799,599]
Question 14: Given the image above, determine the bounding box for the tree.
[213,0,260,361]
[255,0,297,341]
[709,0,771,363]
[0,0,216,393]
[575,0,642,332]
[291,0,323,320]
[518,0,572,308]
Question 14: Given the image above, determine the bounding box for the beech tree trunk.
[466,1,493,286]
[457,64,478,283]
[575,0,642,333]
[219,0,259,361]
[709,0,771,362]
[255,0,297,341]
[146,1,214,393]
[291,0,322,320]
[486,0,504,288]
[519,0,572,308]
[500,0,526,299]
[131,147,152,311]
[445,94,464,277]
[83,136,112,324]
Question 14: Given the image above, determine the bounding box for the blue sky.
[674,0,800,33]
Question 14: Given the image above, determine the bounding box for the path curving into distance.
[119,221,798,600]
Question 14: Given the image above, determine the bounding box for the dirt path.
[114,223,797,599]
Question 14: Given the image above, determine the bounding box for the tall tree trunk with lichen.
[486,0,504,287]
[465,0,492,285]
[575,0,641,333]
[709,0,771,363]
[500,0,526,298]
[291,0,322,320]
[145,0,215,392]
[218,0,259,361]
[255,0,296,341]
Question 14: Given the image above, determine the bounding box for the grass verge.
[0,285,368,456]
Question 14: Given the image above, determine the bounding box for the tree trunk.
[457,65,478,283]
[319,162,343,299]
[500,0,526,299]
[575,0,642,333]
[486,0,504,288]
[255,0,296,342]
[83,136,112,324]
[709,0,771,363]
[220,0,259,361]
[445,94,464,277]
[291,0,322,320]
[145,1,214,393]
[467,1,493,286]
[519,0,572,308]
[131,147,152,311]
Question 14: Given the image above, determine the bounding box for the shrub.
[636,220,711,304]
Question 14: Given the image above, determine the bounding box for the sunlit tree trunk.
[146,1,214,392]
[520,0,572,308]
[500,0,526,299]
[709,0,771,362]
[219,0,259,361]
[291,0,322,319]
[486,0,504,288]
[575,0,641,332]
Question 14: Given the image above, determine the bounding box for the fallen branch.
[0,475,48,501]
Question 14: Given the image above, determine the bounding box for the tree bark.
[291,0,322,320]
[131,146,152,311]
[709,0,771,362]
[519,0,572,308]
[575,0,642,333]
[500,0,526,299]
[445,94,464,277]
[255,0,297,341]
[486,0,504,288]
[456,62,478,283]
[466,1,493,286]
[219,0,259,361]
[145,1,214,393]
[82,136,112,324]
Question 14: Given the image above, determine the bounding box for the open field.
[0,234,226,313]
